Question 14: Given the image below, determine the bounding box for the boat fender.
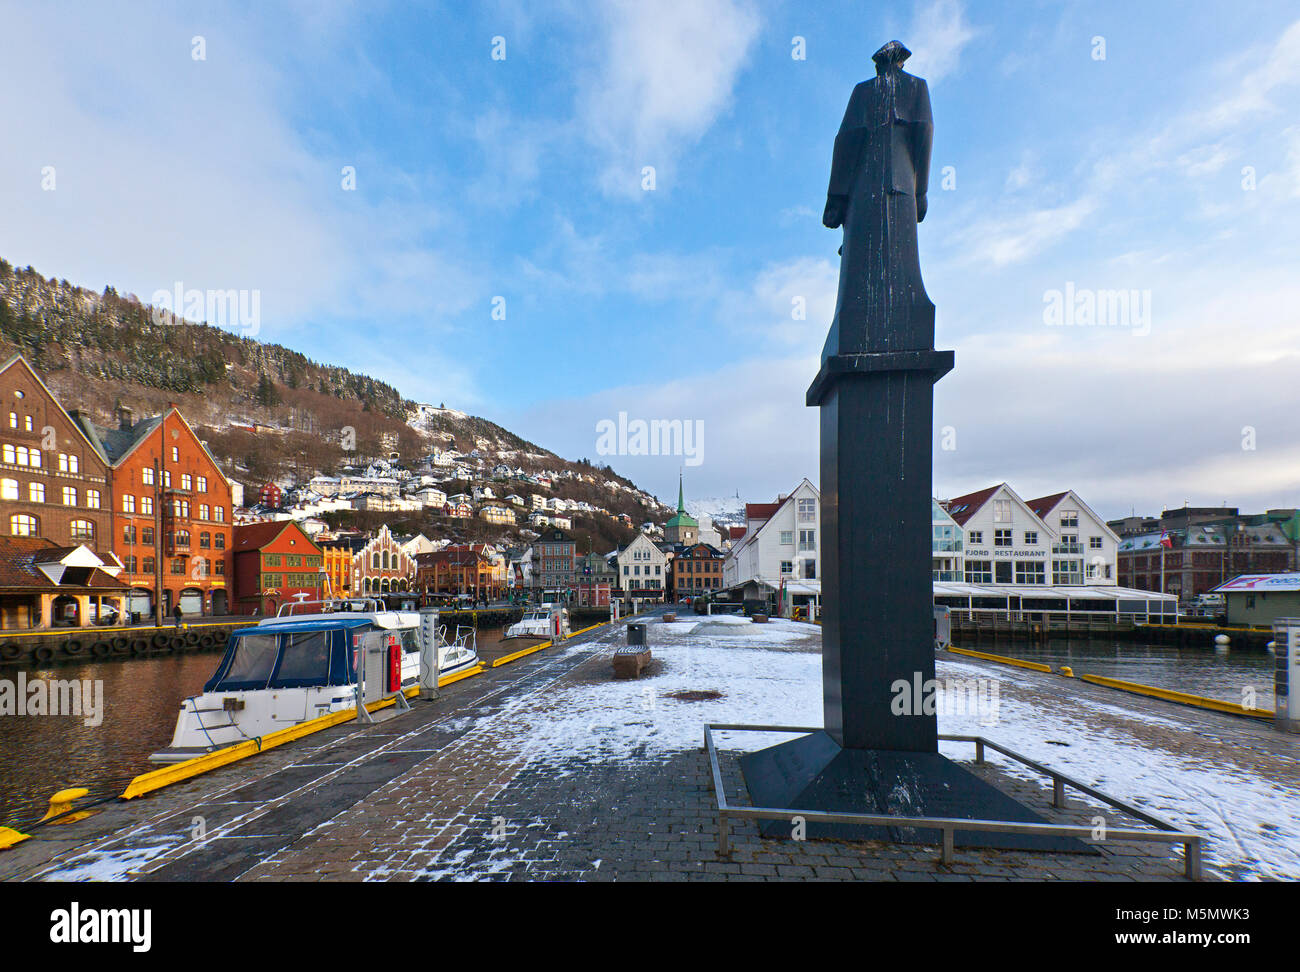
[33,645,55,663]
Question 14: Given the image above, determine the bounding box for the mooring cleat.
[41,787,96,825]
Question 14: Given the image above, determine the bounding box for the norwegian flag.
[1159,531,1173,549]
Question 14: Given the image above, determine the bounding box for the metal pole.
[153,459,163,626]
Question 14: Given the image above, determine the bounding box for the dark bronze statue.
[742,42,1081,853]
[821,40,934,360]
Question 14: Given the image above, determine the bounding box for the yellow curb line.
[1076,673,1271,720]
[492,641,553,668]
[945,645,1053,673]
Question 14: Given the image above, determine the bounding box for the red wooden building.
[229,520,324,616]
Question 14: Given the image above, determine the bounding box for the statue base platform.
[739,730,1094,854]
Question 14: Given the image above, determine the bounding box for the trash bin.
[627,622,647,647]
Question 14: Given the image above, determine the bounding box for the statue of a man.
[821,40,934,360]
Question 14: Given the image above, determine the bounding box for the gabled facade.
[0,354,113,549]
[945,483,1059,585]
[1026,489,1118,586]
[80,405,233,616]
[229,520,324,615]
[615,531,668,599]
[722,479,821,590]
[352,523,417,595]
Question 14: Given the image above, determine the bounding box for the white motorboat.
[504,604,570,641]
[149,599,478,763]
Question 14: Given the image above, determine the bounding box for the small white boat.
[149,599,478,763]
[504,604,570,642]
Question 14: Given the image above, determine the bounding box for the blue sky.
[3,1,1299,518]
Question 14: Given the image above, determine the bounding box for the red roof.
[728,525,747,539]
[943,484,1003,525]
[745,502,781,521]
[1026,491,1070,520]
[232,520,295,551]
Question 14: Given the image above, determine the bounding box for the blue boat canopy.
[204,619,372,693]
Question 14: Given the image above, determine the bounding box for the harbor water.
[0,624,515,828]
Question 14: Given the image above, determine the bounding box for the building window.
[798,529,816,552]
[993,499,1011,522]
[174,530,191,548]
[197,476,207,493]
[0,479,16,500]
[214,533,225,550]
[58,453,79,474]
[140,495,153,515]
[142,557,155,574]
[62,486,78,506]
[964,560,992,583]
[124,555,137,573]
[214,506,225,522]
[10,513,37,536]
[2,444,12,463]
[24,416,31,432]
[164,470,171,488]
[1024,531,1038,545]
[994,529,1012,547]
[171,446,179,462]
[968,531,983,545]
[1060,511,1079,529]
[70,520,94,542]
[181,473,193,490]
[142,466,154,486]
[86,489,101,509]
[797,498,816,522]
[199,532,211,549]
[6,413,13,429]
[780,561,793,575]
[124,525,136,544]
[171,558,185,575]
[1016,561,1046,585]
[214,559,224,576]
[141,526,154,545]
[122,493,136,513]
[199,504,209,520]
[803,560,816,579]
[1051,560,1083,585]
[1089,536,1103,549]
[28,482,43,503]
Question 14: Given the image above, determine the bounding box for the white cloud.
[907,0,980,85]
[576,0,762,197]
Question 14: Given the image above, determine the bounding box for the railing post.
[718,812,730,857]
[941,827,954,864]
[1052,775,1068,809]
[1185,837,1202,881]
[975,739,985,765]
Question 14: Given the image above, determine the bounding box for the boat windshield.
[204,621,368,692]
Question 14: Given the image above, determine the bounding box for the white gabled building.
[722,479,821,604]
[615,532,668,599]
[1025,489,1119,585]
[943,483,1118,586]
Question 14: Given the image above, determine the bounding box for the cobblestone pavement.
[9,610,1291,881]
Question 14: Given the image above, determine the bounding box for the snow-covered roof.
[1213,572,1300,593]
